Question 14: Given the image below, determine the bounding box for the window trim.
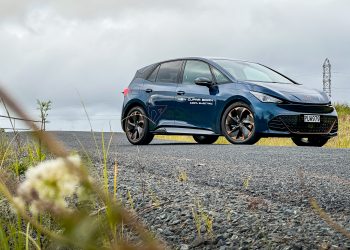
[180,59,215,85]
[210,66,231,84]
[154,60,184,84]
[146,64,160,82]
[179,59,233,85]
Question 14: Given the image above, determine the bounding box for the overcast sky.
[0,0,349,131]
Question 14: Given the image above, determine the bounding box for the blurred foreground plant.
[14,155,83,215]
[0,87,164,250]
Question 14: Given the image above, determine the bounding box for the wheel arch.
[121,99,148,131]
[218,96,254,134]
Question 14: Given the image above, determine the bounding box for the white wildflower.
[17,155,82,214]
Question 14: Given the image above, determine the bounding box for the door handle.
[177,91,185,95]
[145,89,153,93]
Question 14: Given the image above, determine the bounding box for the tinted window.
[156,61,182,83]
[135,65,155,80]
[147,65,159,82]
[182,60,212,84]
[212,67,230,84]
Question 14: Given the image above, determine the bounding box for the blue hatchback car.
[121,57,338,146]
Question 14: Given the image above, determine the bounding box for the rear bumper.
[254,102,338,137]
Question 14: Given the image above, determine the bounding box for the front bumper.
[268,115,337,136]
[254,102,338,137]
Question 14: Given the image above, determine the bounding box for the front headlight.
[250,91,283,103]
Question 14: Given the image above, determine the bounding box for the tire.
[124,106,154,145]
[221,102,260,145]
[291,137,329,147]
[193,135,219,144]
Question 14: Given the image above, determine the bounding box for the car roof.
[136,57,260,81]
[148,57,258,66]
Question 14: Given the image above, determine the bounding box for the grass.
[177,170,188,182]
[156,103,350,148]
[191,200,214,239]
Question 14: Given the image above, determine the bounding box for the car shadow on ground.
[149,141,230,146]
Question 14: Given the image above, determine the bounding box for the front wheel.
[193,135,219,144]
[221,102,260,145]
[291,137,329,147]
[125,106,154,145]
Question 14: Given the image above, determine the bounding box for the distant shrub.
[334,103,350,116]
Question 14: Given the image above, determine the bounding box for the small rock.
[217,239,225,246]
[215,235,225,244]
[191,237,208,247]
[231,234,238,240]
[180,244,189,250]
[171,219,181,225]
[163,229,173,236]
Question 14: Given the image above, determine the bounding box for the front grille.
[277,104,334,113]
[269,115,337,134]
[268,117,288,131]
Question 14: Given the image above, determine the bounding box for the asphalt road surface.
[54,131,350,249]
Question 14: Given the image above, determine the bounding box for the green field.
[156,104,350,148]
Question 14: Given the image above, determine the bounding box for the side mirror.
[194,77,213,87]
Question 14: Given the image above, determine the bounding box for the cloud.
[0,0,349,131]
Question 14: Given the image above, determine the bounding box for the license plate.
[304,115,320,123]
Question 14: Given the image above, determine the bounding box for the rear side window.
[147,65,159,82]
[156,61,182,83]
[182,60,213,84]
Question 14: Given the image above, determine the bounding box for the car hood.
[244,81,330,104]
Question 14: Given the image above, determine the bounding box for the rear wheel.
[221,102,260,145]
[291,137,329,147]
[193,135,219,144]
[125,106,154,145]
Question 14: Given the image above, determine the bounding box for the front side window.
[156,61,182,83]
[211,67,230,84]
[182,60,212,84]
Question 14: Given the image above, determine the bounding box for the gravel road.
[54,131,350,249]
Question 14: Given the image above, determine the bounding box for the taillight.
[122,88,129,96]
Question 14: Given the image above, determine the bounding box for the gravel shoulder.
[54,131,350,249]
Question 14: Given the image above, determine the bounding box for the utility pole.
[323,58,331,98]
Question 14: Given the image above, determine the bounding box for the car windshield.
[213,59,293,84]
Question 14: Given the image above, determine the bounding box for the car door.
[143,60,183,129]
[174,60,219,131]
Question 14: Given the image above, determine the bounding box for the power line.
[1,128,29,131]
[0,114,41,123]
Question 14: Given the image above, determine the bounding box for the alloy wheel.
[225,106,255,142]
[126,111,145,142]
